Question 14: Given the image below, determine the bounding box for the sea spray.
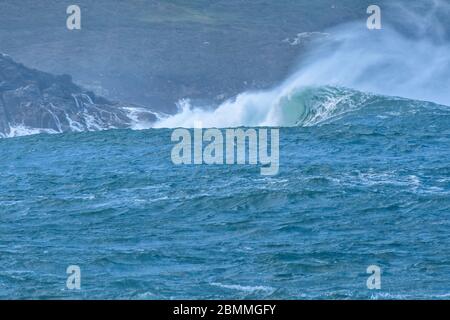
[155,1,450,129]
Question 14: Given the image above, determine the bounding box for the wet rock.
[0,54,158,138]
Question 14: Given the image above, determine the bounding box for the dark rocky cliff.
[0,54,157,138]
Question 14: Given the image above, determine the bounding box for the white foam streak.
[1,125,58,138]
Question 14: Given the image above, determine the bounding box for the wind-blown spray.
[155,1,450,129]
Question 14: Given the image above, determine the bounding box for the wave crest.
[155,86,383,128]
[156,1,450,129]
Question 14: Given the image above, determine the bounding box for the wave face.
[154,82,449,129]
[155,86,410,128]
[156,0,450,128]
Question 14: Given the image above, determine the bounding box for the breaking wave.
[155,0,450,128]
[3,1,450,137]
[154,86,376,128]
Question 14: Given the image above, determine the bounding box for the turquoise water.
[0,91,449,299]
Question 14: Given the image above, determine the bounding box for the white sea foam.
[64,111,84,132]
[1,124,58,138]
[210,282,275,294]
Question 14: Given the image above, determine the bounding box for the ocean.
[1,86,449,299]
[1,0,450,300]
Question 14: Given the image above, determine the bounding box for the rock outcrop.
[0,53,158,138]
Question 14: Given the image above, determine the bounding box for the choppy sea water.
[0,91,449,299]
